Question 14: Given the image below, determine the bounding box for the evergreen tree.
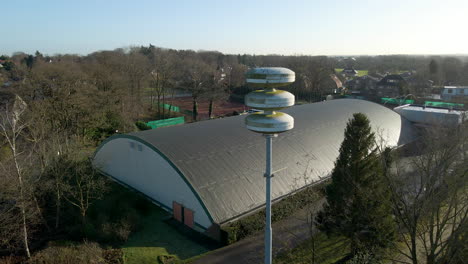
[316,113,396,255]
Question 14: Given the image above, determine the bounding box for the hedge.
[221,180,328,245]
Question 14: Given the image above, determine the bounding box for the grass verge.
[122,207,213,264]
[275,233,350,264]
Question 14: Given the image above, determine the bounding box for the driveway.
[192,199,325,264]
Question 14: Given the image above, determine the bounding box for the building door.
[183,207,194,228]
[173,201,182,222]
[172,201,194,228]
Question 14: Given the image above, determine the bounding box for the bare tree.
[149,51,175,118]
[288,56,332,102]
[63,158,107,225]
[182,58,211,121]
[121,50,149,118]
[286,159,326,264]
[0,95,32,257]
[383,124,468,264]
[206,67,229,119]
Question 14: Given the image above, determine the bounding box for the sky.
[2,0,468,56]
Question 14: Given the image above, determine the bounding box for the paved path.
[192,199,325,264]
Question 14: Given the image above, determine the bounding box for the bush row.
[221,181,328,244]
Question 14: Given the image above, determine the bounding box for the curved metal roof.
[105,99,417,224]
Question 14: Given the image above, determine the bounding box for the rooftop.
[114,99,417,224]
[396,105,465,114]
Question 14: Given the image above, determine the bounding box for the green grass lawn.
[89,181,215,264]
[335,68,368,77]
[275,233,350,264]
[357,70,368,77]
[122,204,214,264]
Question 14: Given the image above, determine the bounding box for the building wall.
[93,137,213,229]
[442,87,468,101]
[393,106,465,127]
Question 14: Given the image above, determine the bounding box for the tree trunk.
[13,150,31,258]
[192,98,198,121]
[21,205,31,258]
[55,188,61,229]
[34,195,49,232]
[150,81,154,110]
[162,90,166,119]
[157,94,161,117]
[208,98,214,119]
[137,79,141,103]
[311,236,316,264]
[411,236,418,264]
[17,168,31,258]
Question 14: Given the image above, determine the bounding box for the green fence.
[146,116,185,129]
[424,101,464,108]
[381,97,415,105]
[159,103,180,112]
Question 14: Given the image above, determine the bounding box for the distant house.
[341,67,358,77]
[369,72,385,79]
[402,72,434,97]
[399,71,415,79]
[441,86,468,101]
[376,74,407,98]
[345,75,379,97]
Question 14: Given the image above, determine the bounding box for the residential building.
[441,86,468,101]
[341,67,358,77]
[345,75,379,97]
[375,74,407,98]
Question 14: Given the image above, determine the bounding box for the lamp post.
[244,67,295,264]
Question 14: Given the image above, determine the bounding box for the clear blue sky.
[2,0,467,56]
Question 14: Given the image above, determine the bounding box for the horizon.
[2,0,468,56]
[4,45,468,58]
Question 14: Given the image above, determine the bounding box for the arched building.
[93,99,417,238]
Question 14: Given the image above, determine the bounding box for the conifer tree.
[316,113,396,255]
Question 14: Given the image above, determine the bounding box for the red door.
[183,207,194,228]
[173,201,182,222]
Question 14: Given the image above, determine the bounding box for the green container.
[146,116,185,129]
[381,97,414,105]
[424,101,464,108]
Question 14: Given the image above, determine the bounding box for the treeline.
[337,55,468,86]
[1,47,343,123]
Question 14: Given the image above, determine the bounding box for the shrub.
[346,250,380,264]
[0,256,25,264]
[222,181,327,244]
[28,242,105,264]
[103,249,123,264]
[135,121,151,131]
[157,255,178,264]
[84,183,151,244]
[85,111,125,143]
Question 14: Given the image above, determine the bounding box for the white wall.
[94,137,212,229]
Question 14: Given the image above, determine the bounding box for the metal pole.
[265,134,273,264]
